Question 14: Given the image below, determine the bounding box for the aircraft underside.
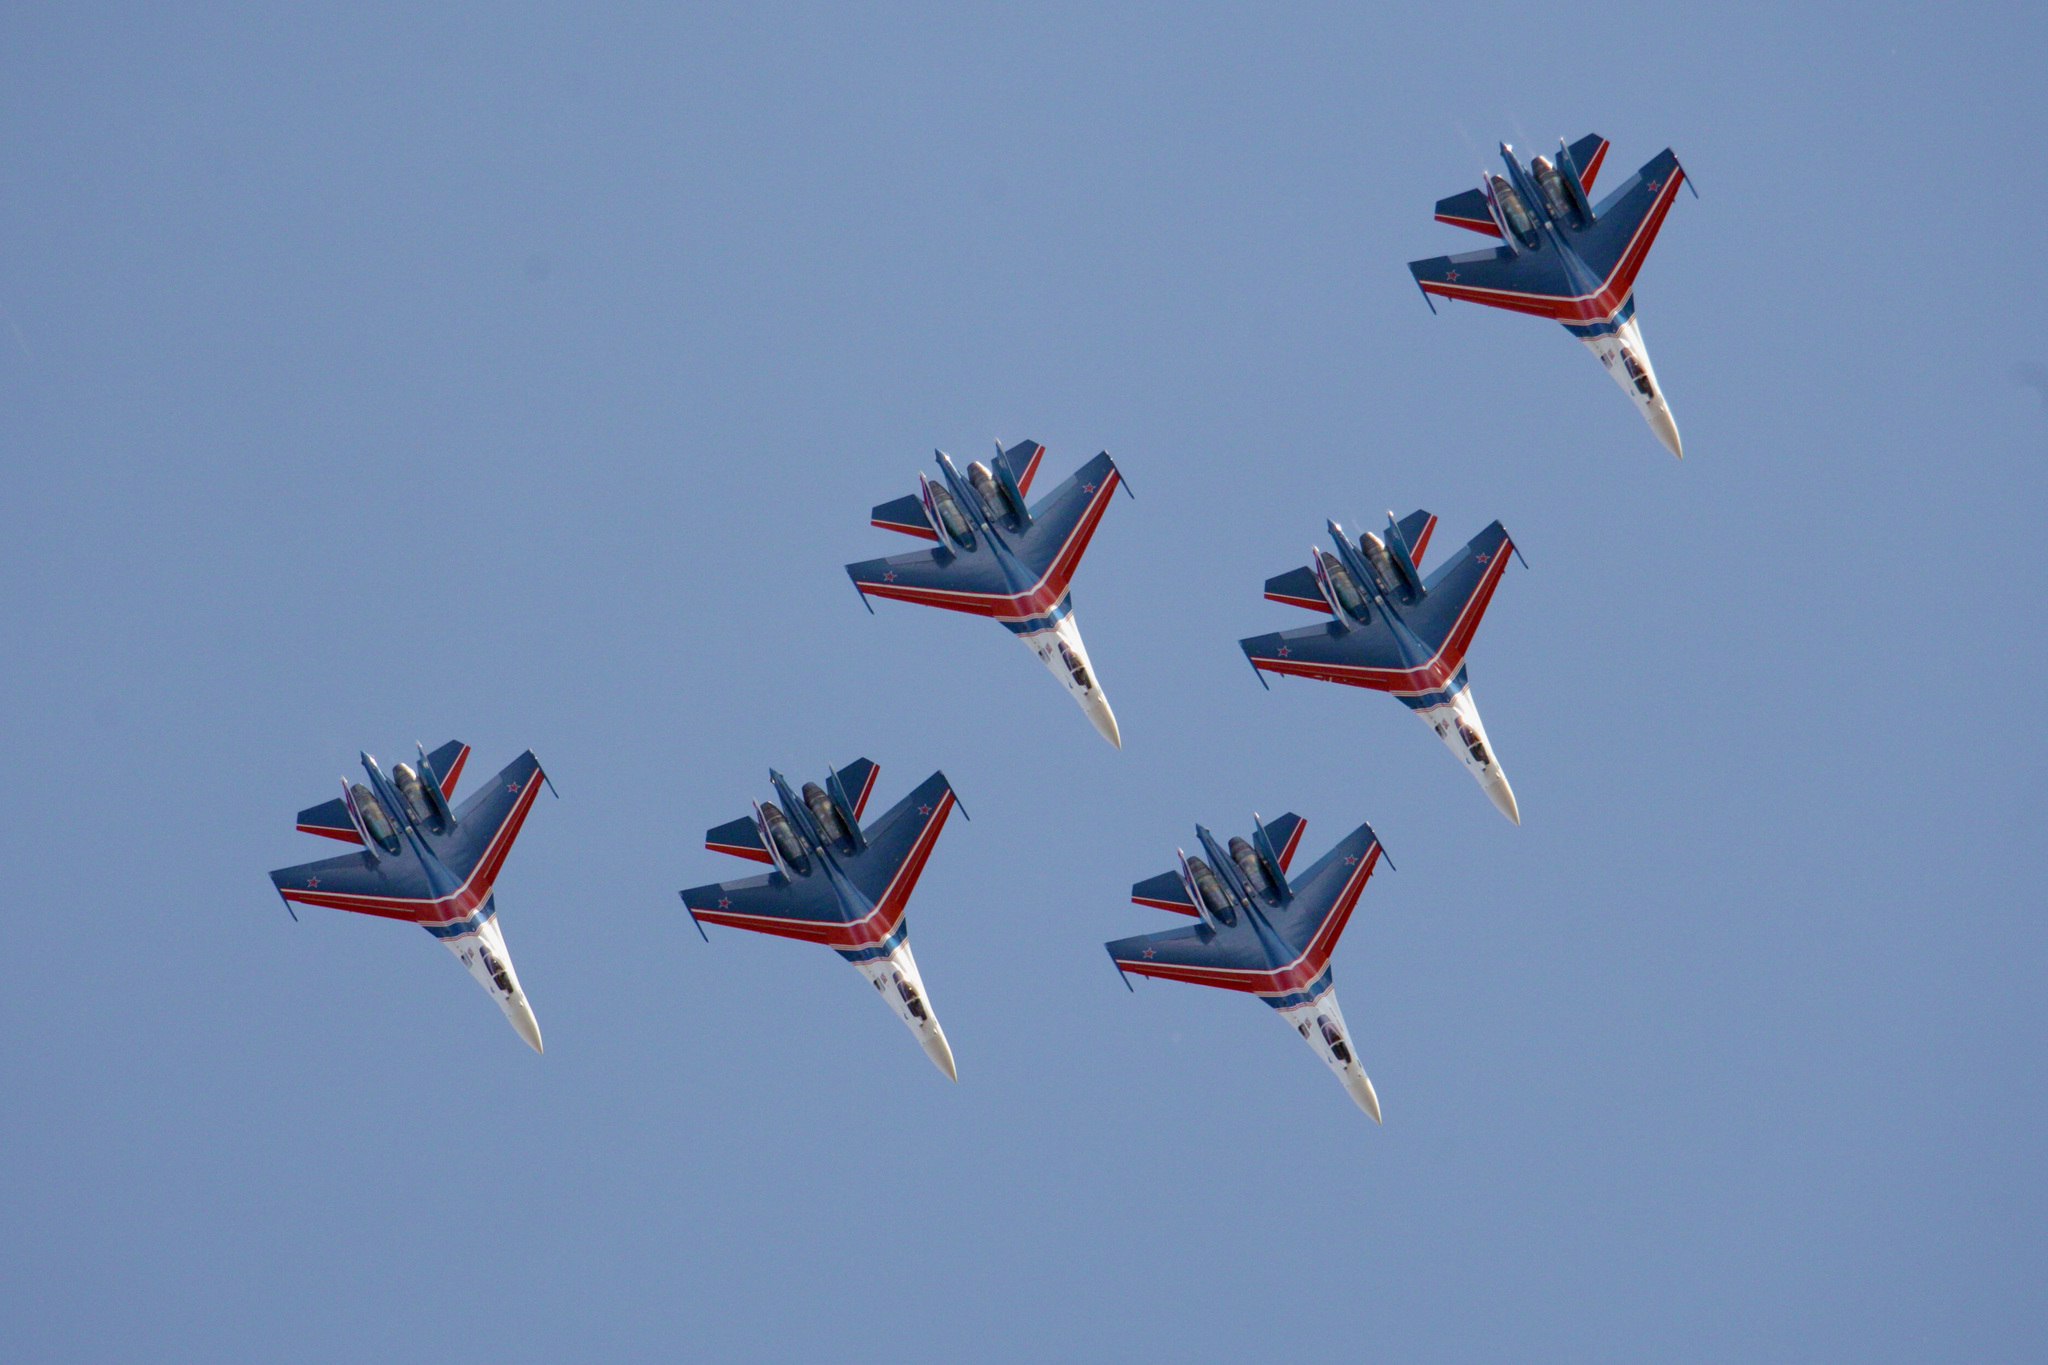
[852,941,957,1079]
[1019,611,1121,749]
[439,910,544,1053]
[1578,313,1683,458]
[1273,985,1380,1121]
[1410,683,1520,825]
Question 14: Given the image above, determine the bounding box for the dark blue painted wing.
[847,453,1121,623]
[1410,146,1683,324]
[1263,820,1382,950]
[1407,239,1585,319]
[1404,521,1514,657]
[1106,920,1267,988]
[270,844,435,923]
[681,868,847,944]
[436,751,548,885]
[1571,148,1684,280]
[1007,451,1119,580]
[841,771,956,906]
[1240,614,1410,685]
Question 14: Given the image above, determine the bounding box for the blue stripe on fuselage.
[1393,664,1472,711]
[836,919,910,962]
[999,594,1074,635]
[419,899,499,939]
[1562,293,1636,338]
[1260,966,1336,1011]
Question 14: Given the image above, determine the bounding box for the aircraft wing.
[1401,520,1515,661]
[1106,820,1380,997]
[840,771,958,910]
[1569,147,1686,285]
[1239,613,1412,688]
[434,750,549,885]
[681,868,849,945]
[847,453,1121,623]
[1409,146,1684,325]
[1261,820,1382,956]
[270,844,437,923]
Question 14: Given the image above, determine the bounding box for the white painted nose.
[1483,769,1521,826]
[506,995,544,1054]
[920,1020,958,1081]
[1648,404,1683,459]
[1083,691,1122,749]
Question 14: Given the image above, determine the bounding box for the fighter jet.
[1239,510,1524,823]
[682,760,964,1079]
[1107,811,1387,1120]
[1408,134,1693,456]
[847,440,1130,747]
[269,742,554,1052]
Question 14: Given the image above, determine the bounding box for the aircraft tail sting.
[683,760,963,1078]
[1241,511,1523,823]
[849,440,1129,747]
[271,741,553,1052]
[1110,812,1386,1120]
[1409,134,1691,456]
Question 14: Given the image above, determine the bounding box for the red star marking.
[883,570,897,582]
[1445,269,1459,282]
[306,876,319,888]
[507,779,521,792]
[1647,178,1662,193]
[1082,482,1096,494]
[717,897,731,909]
[918,804,932,816]
[1474,551,1489,563]
[1277,645,1291,657]
[1142,947,1156,958]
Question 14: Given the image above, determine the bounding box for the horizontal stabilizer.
[1265,565,1332,613]
[707,814,771,863]
[1000,439,1046,497]
[295,796,364,844]
[1434,187,1501,237]
[871,493,937,540]
[1132,870,1199,915]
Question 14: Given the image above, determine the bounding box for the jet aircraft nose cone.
[1648,405,1683,459]
[1350,1069,1383,1123]
[921,1021,958,1081]
[507,995,544,1054]
[1085,694,1122,749]
[1483,770,1521,826]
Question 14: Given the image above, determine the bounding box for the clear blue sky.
[3,4,2044,1361]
